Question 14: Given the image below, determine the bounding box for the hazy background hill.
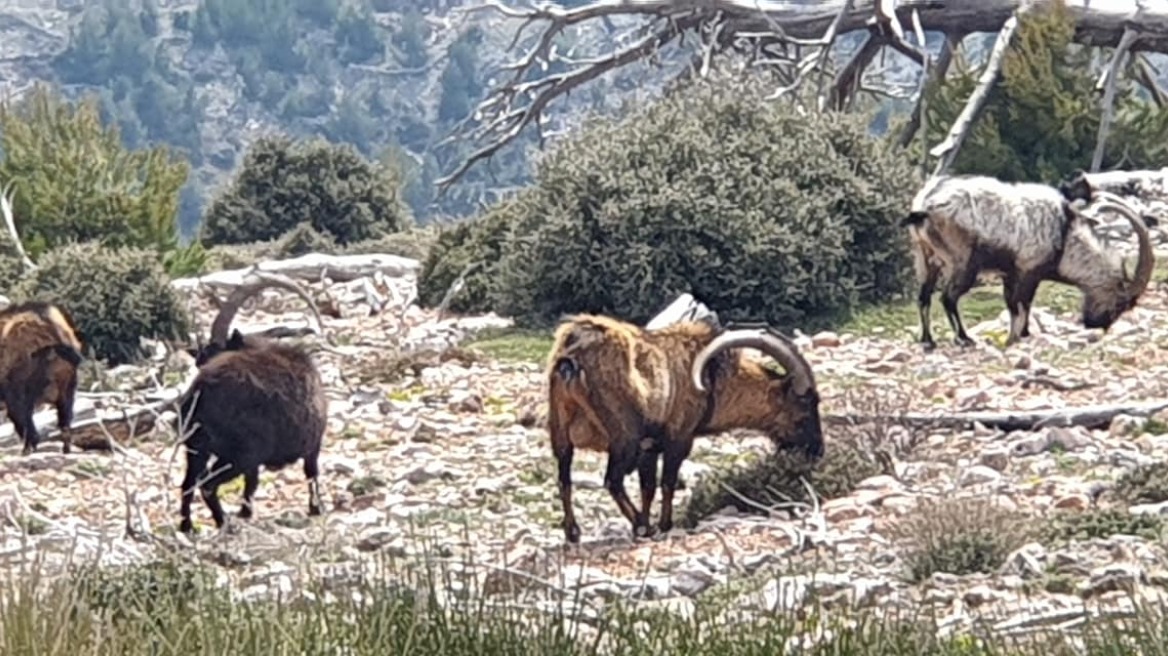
[1,0,996,241]
[0,0,690,237]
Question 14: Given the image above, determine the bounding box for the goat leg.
[604,441,651,539]
[56,374,77,455]
[199,466,241,529]
[942,266,978,347]
[636,449,659,535]
[916,263,941,351]
[8,396,38,456]
[657,438,693,536]
[238,467,259,519]
[304,453,323,516]
[179,448,210,533]
[548,409,581,544]
[1006,273,1042,345]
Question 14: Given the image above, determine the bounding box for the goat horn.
[1092,191,1155,305]
[208,270,326,346]
[690,328,815,396]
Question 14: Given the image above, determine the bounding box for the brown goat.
[176,272,329,533]
[0,301,84,455]
[546,314,823,544]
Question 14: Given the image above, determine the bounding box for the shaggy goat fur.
[903,174,1154,349]
[0,301,83,455]
[546,313,822,544]
[177,272,329,533]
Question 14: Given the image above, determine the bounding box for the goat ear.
[185,347,199,359]
[227,329,246,348]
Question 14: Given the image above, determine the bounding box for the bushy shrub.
[10,242,193,365]
[1042,508,1164,543]
[200,134,411,246]
[426,75,919,327]
[681,439,884,528]
[344,226,438,261]
[1112,462,1168,505]
[417,197,525,314]
[888,497,1035,582]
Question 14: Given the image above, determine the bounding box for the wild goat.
[176,271,329,533]
[546,314,823,544]
[0,302,84,455]
[902,174,1153,349]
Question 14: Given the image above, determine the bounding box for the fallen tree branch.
[825,400,1168,433]
[0,182,36,272]
[929,7,1028,176]
[1132,53,1168,107]
[1092,26,1140,172]
[172,253,420,292]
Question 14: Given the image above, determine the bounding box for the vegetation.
[8,242,193,365]
[420,76,919,329]
[0,554,1166,655]
[0,85,190,262]
[922,0,1168,183]
[199,135,411,246]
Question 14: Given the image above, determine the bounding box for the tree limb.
[897,31,959,149]
[443,0,1168,188]
[929,7,1029,177]
[1132,53,1168,107]
[1092,26,1140,172]
[0,182,36,273]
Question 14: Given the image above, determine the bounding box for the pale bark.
[929,9,1028,177]
[1092,27,1141,172]
[0,182,36,273]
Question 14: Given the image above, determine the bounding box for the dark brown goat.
[546,314,823,544]
[0,301,84,455]
[176,272,329,533]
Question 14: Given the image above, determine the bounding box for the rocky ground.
[2,207,1168,642]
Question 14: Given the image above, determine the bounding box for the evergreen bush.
[429,75,919,327]
[9,242,192,365]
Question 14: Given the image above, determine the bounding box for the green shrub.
[1112,462,1168,505]
[921,0,1168,183]
[457,74,918,327]
[888,497,1036,582]
[1042,508,1165,544]
[200,134,411,246]
[10,242,193,365]
[417,198,525,314]
[344,226,438,261]
[680,439,884,528]
[272,221,340,257]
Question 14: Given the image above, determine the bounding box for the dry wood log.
[170,252,421,293]
[825,400,1168,433]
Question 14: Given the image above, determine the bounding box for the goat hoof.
[238,505,253,520]
[179,519,194,534]
[953,337,975,348]
[20,445,33,456]
[308,503,323,517]
[565,524,581,544]
[657,520,674,535]
[633,524,656,539]
[920,341,937,352]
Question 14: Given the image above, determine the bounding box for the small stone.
[1053,494,1090,511]
[958,465,1002,487]
[979,446,1011,472]
[811,331,841,348]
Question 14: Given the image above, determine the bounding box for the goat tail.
[34,344,83,367]
[899,210,929,228]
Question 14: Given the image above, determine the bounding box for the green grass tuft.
[465,327,554,363]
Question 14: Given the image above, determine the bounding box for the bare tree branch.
[440,0,1168,189]
[1092,26,1140,171]
[929,7,1029,177]
[1132,53,1168,107]
[898,31,959,149]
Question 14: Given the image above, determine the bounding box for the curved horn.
[1093,191,1155,304]
[208,270,326,346]
[690,328,815,396]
